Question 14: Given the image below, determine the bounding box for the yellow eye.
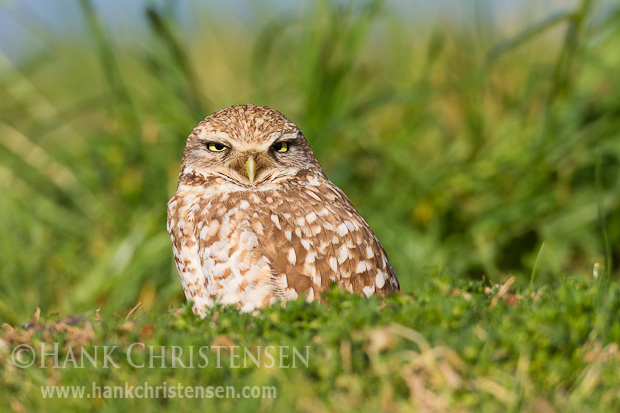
[272,142,289,153]
[207,143,228,152]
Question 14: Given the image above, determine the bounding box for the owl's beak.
[244,155,257,183]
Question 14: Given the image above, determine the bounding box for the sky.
[0,0,601,64]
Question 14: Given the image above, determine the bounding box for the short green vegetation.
[2,278,620,411]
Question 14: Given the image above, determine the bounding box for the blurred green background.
[0,0,618,324]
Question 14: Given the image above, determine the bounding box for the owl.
[167,104,399,317]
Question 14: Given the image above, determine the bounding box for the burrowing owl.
[167,104,399,317]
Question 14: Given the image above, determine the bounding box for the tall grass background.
[0,0,619,323]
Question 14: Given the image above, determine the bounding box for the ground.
[2,276,619,412]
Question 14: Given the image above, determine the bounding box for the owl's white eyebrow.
[200,135,231,146]
[273,133,299,143]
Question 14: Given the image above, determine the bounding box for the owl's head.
[179,104,322,187]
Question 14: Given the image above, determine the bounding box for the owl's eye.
[207,143,228,152]
[271,142,289,153]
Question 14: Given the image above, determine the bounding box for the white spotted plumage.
[167,104,399,317]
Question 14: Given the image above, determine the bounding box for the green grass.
[1,0,620,410]
[2,278,620,412]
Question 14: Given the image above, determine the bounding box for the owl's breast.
[190,189,286,310]
[169,177,398,312]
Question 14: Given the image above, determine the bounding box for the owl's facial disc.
[188,131,308,186]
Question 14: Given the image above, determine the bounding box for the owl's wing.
[167,192,215,317]
[254,179,399,300]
